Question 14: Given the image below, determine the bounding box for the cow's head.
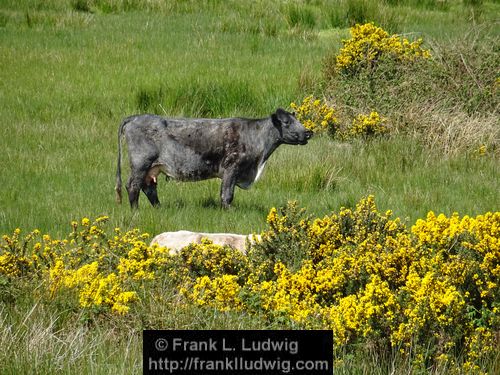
[272,108,313,145]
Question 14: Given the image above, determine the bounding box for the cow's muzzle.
[300,130,313,144]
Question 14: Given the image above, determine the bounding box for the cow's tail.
[115,117,132,204]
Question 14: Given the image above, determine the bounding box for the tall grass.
[0,0,498,234]
[0,304,142,375]
[136,78,264,117]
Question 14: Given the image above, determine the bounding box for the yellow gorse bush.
[290,96,387,138]
[186,274,243,312]
[350,111,388,137]
[336,22,431,74]
[290,95,337,133]
[0,217,172,315]
[1,199,498,371]
[180,198,499,371]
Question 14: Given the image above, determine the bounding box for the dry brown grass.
[403,104,499,157]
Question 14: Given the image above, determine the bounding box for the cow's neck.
[257,119,282,164]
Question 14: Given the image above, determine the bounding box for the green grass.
[0,6,333,236]
[1,131,497,238]
[0,0,499,373]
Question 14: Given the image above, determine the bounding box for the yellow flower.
[289,96,337,133]
[1,205,499,369]
[350,111,388,137]
[336,23,431,74]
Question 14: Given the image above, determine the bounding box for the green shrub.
[322,23,499,155]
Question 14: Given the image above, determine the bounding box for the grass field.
[1,0,499,374]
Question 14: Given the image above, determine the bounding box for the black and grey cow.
[115,108,312,209]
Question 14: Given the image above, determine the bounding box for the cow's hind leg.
[127,167,152,209]
[126,175,143,209]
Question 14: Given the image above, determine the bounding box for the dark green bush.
[136,79,263,118]
[71,0,92,13]
[323,30,499,116]
[286,4,316,30]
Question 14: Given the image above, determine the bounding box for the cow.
[115,108,313,209]
[150,230,262,255]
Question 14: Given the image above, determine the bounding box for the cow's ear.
[273,108,289,124]
[271,111,281,127]
[276,108,287,117]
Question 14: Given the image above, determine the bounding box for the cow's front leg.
[142,182,160,207]
[220,171,237,209]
